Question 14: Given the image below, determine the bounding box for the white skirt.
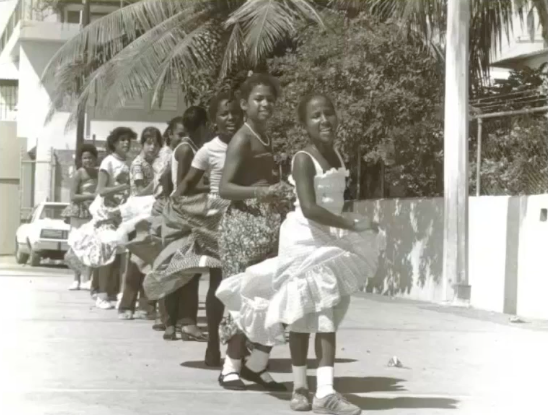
[68,195,155,268]
[216,211,385,346]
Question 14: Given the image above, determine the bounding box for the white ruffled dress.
[216,150,385,346]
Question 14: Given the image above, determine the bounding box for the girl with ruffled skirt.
[216,74,293,392]
[66,127,155,310]
[63,144,98,291]
[216,94,385,415]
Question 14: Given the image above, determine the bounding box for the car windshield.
[40,205,67,220]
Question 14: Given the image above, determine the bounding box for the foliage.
[472,116,548,195]
[41,0,548,132]
[266,14,444,198]
[470,65,548,195]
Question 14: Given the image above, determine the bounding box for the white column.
[442,0,471,305]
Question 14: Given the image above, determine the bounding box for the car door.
[16,207,38,253]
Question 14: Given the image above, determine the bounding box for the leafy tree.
[266,14,444,198]
[40,0,546,130]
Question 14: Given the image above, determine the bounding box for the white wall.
[0,120,20,255]
[354,195,548,320]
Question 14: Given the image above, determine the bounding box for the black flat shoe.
[205,348,221,367]
[240,365,287,392]
[152,319,166,331]
[163,326,177,340]
[218,372,246,391]
[180,330,208,342]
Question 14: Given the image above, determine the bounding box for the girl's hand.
[116,171,129,184]
[352,218,379,233]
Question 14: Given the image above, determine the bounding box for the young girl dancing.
[216,73,293,391]
[217,93,384,414]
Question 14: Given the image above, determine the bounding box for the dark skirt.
[217,198,288,344]
[142,193,229,301]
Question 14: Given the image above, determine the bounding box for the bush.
[267,14,444,198]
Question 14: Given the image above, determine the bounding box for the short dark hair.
[106,127,137,152]
[164,116,185,146]
[182,106,208,134]
[140,126,163,147]
[239,73,280,101]
[208,90,239,121]
[78,143,98,160]
[297,93,336,124]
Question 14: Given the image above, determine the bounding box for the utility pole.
[442,0,471,305]
[75,0,90,167]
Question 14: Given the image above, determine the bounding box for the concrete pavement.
[0,264,547,415]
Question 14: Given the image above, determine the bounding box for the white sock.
[316,366,335,398]
[292,365,308,390]
[245,349,274,383]
[221,357,241,382]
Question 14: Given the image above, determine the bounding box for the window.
[0,81,18,121]
[66,10,80,24]
[91,13,109,23]
[40,205,67,220]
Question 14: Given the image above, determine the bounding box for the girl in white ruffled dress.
[216,94,384,415]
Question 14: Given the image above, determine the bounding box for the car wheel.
[15,242,29,265]
[29,249,41,267]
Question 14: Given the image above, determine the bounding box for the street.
[0,261,547,415]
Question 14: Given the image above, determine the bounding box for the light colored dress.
[67,155,155,269]
[216,150,385,346]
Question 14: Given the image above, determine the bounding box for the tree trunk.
[443,0,470,305]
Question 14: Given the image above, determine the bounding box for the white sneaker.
[96,297,114,310]
[69,281,80,291]
[80,280,92,291]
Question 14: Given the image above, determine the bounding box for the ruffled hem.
[216,232,381,345]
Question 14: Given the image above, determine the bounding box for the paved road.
[0,263,546,414]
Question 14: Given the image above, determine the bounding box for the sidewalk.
[0,272,546,415]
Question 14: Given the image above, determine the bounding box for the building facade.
[0,0,186,213]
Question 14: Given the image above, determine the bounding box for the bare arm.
[70,170,95,203]
[175,145,195,188]
[219,134,270,201]
[173,167,208,197]
[293,153,356,230]
[96,170,129,197]
[133,180,154,197]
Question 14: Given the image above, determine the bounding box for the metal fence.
[470,102,548,197]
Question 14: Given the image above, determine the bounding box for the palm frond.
[220,23,248,78]
[228,0,325,67]
[41,0,198,85]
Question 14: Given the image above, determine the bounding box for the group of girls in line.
[65,73,384,415]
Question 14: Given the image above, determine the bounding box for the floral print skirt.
[217,199,285,345]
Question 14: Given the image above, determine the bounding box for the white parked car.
[15,202,70,266]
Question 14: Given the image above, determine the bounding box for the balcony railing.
[0,0,23,56]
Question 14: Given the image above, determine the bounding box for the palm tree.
[42,0,547,127]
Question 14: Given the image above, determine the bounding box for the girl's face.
[216,99,243,137]
[304,96,338,145]
[169,123,185,148]
[143,136,160,160]
[81,151,96,169]
[114,134,132,156]
[241,84,276,123]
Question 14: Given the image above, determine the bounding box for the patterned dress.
[142,138,230,300]
[62,169,98,223]
[66,155,155,270]
[216,150,385,346]
[216,151,291,345]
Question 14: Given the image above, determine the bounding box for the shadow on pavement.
[262,377,458,411]
[180,358,357,373]
[348,396,459,410]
